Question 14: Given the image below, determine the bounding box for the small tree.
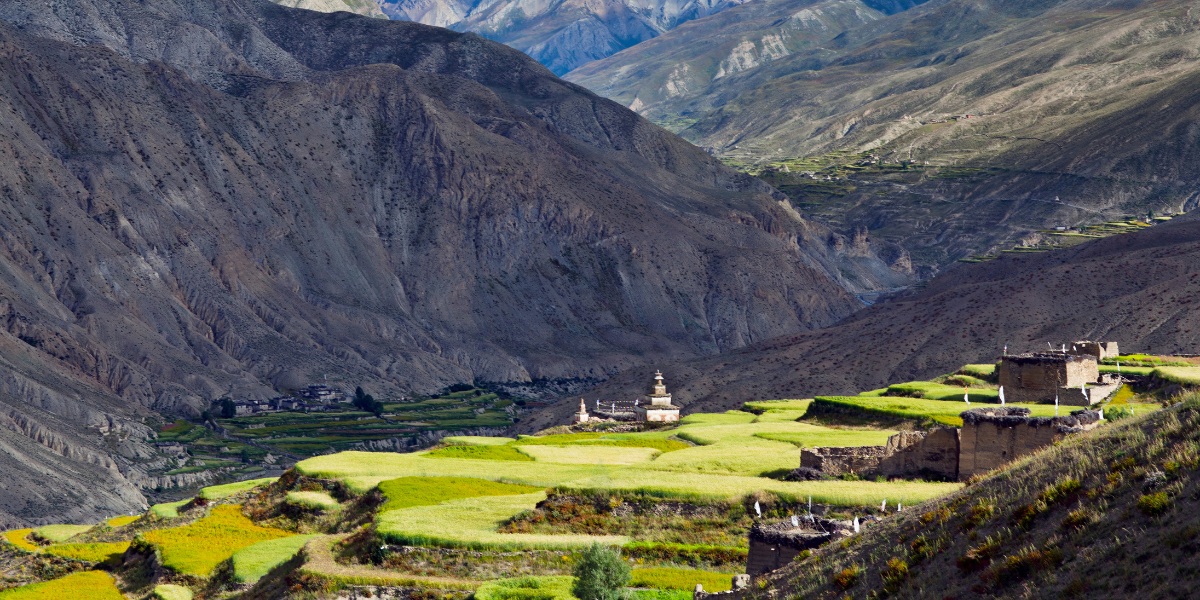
[219,398,236,419]
[572,543,629,600]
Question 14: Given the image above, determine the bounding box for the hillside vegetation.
[751,392,1200,599]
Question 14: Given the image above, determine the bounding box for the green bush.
[572,543,630,600]
[1137,492,1173,516]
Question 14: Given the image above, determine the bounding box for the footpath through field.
[299,534,480,589]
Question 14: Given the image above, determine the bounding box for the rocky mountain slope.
[569,0,1200,273]
[0,0,909,526]
[520,210,1200,431]
[266,0,926,75]
[755,393,1200,599]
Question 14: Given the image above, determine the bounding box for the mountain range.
[0,0,913,527]
[269,0,930,75]
[568,0,1200,273]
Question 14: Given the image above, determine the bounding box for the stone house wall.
[878,428,960,481]
[1069,341,1119,360]
[998,353,1099,403]
[800,445,888,476]
[957,407,1100,481]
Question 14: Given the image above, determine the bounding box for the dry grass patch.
[298,534,479,588]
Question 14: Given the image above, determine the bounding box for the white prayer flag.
[1099,408,1104,420]
[964,390,970,405]
[1055,394,1059,416]
[1117,361,1121,373]
[881,499,887,512]
[792,515,799,527]
[853,516,860,533]
[754,501,761,517]
[999,386,1005,406]
[808,495,812,513]
[898,503,902,512]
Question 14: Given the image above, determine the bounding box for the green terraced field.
[810,396,1062,427]
[378,477,541,512]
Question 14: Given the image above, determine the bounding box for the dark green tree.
[219,398,235,419]
[571,543,630,600]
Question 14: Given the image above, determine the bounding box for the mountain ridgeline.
[269,0,931,74]
[0,0,912,526]
[569,0,1200,273]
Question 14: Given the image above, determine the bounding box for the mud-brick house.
[998,352,1118,405]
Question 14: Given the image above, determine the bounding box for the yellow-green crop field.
[0,571,123,599]
[1154,366,1200,385]
[474,576,576,600]
[379,477,541,512]
[3,529,37,552]
[517,445,662,464]
[631,568,733,591]
[107,515,139,528]
[200,477,278,499]
[286,491,340,510]
[44,541,129,563]
[34,524,91,543]
[143,505,292,575]
[426,445,535,461]
[152,584,193,600]
[376,492,627,549]
[231,534,317,582]
[150,499,191,518]
[443,436,518,446]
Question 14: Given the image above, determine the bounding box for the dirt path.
[299,535,479,589]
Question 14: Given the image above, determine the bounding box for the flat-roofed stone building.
[993,350,1113,405]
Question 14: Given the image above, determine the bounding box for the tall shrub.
[572,543,630,600]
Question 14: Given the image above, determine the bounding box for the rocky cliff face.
[0,0,906,525]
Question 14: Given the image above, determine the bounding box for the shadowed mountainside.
[0,0,911,526]
[568,0,1200,273]
[519,211,1200,431]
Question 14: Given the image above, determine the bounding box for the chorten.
[634,371,680,422]
[573,398,590,424]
